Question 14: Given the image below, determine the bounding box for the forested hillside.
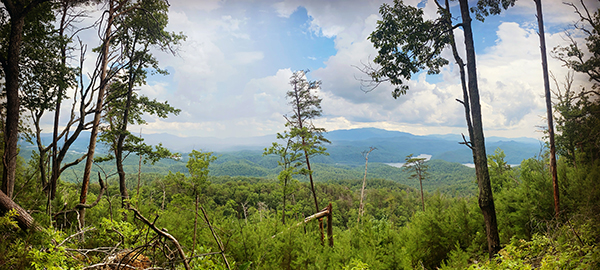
[1,0,599,270]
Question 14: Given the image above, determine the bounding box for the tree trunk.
[80,0,116,227]
[50,1,70,202]
[115,149,129,208]
[193,194,198,252]
[327,203,333,247]
[358,147,375,223]
[1,12,25,200]
[114,41,141,210]
[0,189,40,231]
[534,0,560,218]
[418,170,425,212]
[304,148,324,242]
[458,0,501,258]
[282,177,287,225]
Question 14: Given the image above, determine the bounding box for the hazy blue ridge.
[19,127,542,165]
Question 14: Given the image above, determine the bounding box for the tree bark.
[114,40,141,209]
[50,0,71,201]
[193,194,198,252]
[282,176,287,224]
[458,0,501,258]
[326,203,333,247]
[1,6,25,200]
[534,0,560,218]
[0,0,49,199]
[358,147,375,223]
[200,205,231,270]
[418,169,425,212]
[0,189,41,231]
[80,0,117,227]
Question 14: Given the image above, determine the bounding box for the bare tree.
[533,0,560,217]
[358,147,376,223]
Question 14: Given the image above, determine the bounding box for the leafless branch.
[128,206,191,270]
[459,133,473,150]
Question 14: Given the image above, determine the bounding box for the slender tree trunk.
[327,203,333,247]
[303,148,319,212]
[442,0,476,149]
[418,170,425,211]
[358,147,375,223]
[80,1,116,227]
[137,130,142,202]
[115,39,141,210]
[1,13,25,200]
[193,194,198,252]
[115,149,129,208]
[458,0,501,258]
[303,147,325,242]
[50,1,70,202]
[534,0,559,218]
[282,176,287,224]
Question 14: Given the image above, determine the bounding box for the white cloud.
[234,51,265,65]
[45,0,598,141]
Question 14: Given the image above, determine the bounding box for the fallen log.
[0,189,41,231]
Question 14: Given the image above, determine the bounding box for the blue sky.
[65,0,600,140]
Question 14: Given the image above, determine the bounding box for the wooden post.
[327,203,333,247]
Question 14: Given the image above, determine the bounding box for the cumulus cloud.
[54,0,596,140]
[291,0,592,139]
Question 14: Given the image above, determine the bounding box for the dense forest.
[1,0,600,269]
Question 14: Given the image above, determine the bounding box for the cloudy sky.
[82,0,600,139]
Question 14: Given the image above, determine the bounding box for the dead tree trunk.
[358,147,375,223]
[200,205,231,270]
[80,0,119,227]
[534,0,559,218]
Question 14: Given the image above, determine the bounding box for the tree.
[283,70,330,240]
[552,1,600,165]
[533,0,559,218]
[263,133,303,225]
[403,154,428,211]
[97,0,183,208]
[358,147,375,223]
[48,0,90,202]
[366,0,516,257]
[0,0,51,199]
[487,148,515,193]
[78,0,177,227]
[165,150,215,253]
[7,1,68,192]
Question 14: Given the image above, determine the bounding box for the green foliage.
[487,148,516,193]
[187,150,217,189]
[0,211,81,269]
[368,0,450,97]
[464,233,600,270]
[283,70,331,170]
[551,2,600,165]
[342,258,370,270]
[400,194,484,269]
[470,0,517,22]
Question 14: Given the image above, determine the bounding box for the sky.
[65,0,600,140]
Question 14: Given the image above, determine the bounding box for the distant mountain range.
[21,128,544,165]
